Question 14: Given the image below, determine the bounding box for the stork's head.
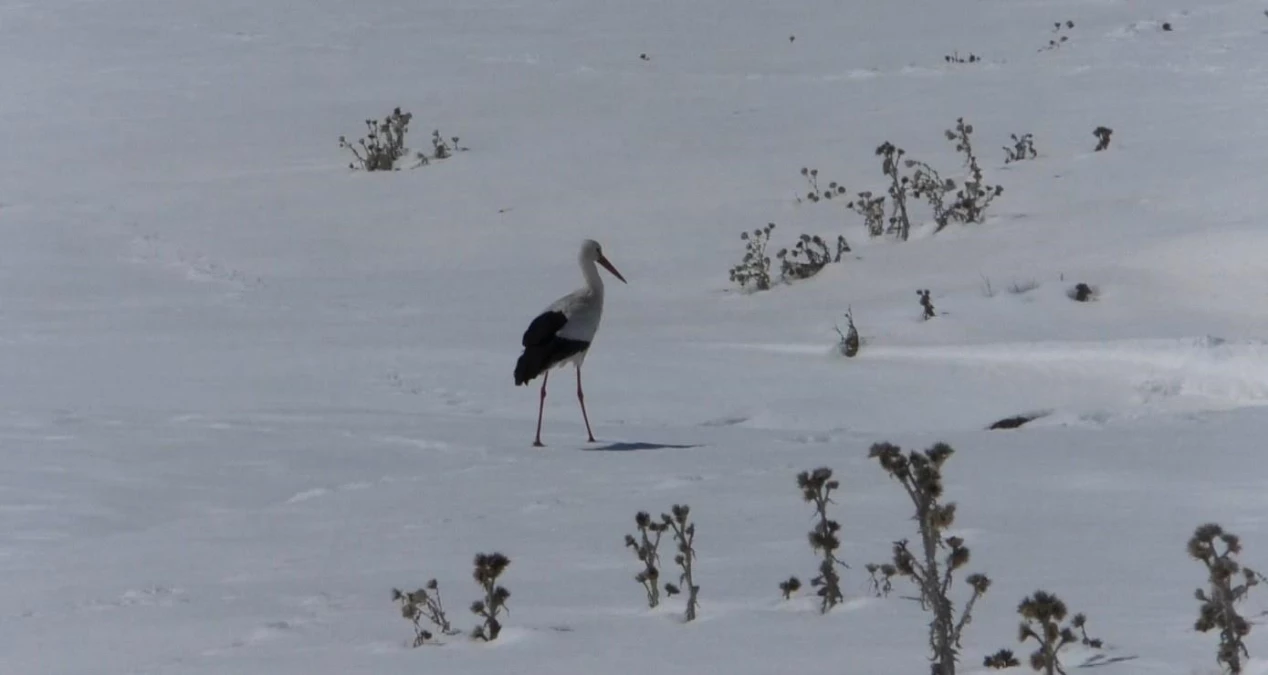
[580,239,627,284]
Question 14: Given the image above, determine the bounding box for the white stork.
[514,239,627,447]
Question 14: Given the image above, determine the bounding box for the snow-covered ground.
[4,0,1268,672]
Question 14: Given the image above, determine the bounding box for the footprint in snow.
[79,586,187,612]
[204,620,303,654]
[284,481,370,505]
[375,435,452,453]
[126,232,262,292]
[208,595,342,654]
[653,474,708,490]
[286,487,330,504]
[519,496,582,514]
[788,431,836,444]
[242,620,299,644]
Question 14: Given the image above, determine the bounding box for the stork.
[514,239,627,447]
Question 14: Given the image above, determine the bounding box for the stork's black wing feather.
[521,311,568,347]
[514,310,588,386]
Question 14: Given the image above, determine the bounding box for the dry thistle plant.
[777,234,849,282]
[1068,283,1096,302]
[729,223,775,291]
[391,580,459,646]
[1069,613,1102,649]
[779,576,802,600]
[470,552,511,641]
[412,129,469,167]
[1189,523,1264,673]
[662,504,700,621]
[865,562,897,597]
[800,166,866,236]
[945,118,1002,224]
[944,51,981,64]
[1008,591,1102,674]
[984,649,1022,669]
[339,107,413,171]
[918,289,936,320]
[835,307,860,357]
[1041,20,1075,51]
[1093,127,1113,152]
[625,511,668,608]
[796,467,848,613]
[846,190,887,238]
[800,167,848,203]
[430,129,467,160]
[876,142,914,240]
[907,159,958,233]
[869,441,991,675]
[1004,133,1038,164]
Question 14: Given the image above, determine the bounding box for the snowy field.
[5,0,1268,673]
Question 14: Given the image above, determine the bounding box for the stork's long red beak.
[598,255,627,284]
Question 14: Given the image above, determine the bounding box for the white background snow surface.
[4,0,1268,673]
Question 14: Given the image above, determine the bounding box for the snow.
[4,0,1268,672]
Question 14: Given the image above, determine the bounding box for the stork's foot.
[586,435,598,443]
[532,440,545,448]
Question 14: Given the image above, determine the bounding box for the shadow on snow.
[586,441,704,452]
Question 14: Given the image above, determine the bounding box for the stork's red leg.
[577,366,596,443]
[533,371,548,447]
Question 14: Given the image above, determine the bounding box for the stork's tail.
[514,338,589,385]
[514,346,549,386]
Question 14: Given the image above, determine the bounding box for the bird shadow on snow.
[586,441,703,452]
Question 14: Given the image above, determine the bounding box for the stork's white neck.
[580,255,604,295]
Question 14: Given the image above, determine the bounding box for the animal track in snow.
[238,620,299,646]
[80,585,187,612]
[202,593,343,656]
[374,435,452,453]
[383,374,486,414]
[1106,20,1171,38]
[127,232,263,292]
[285,488,330,504]
[520,495,582,513]
[786,431,840,444]
[722,336,1268,415]
[652,474,709,490]
[284,481,370,505]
